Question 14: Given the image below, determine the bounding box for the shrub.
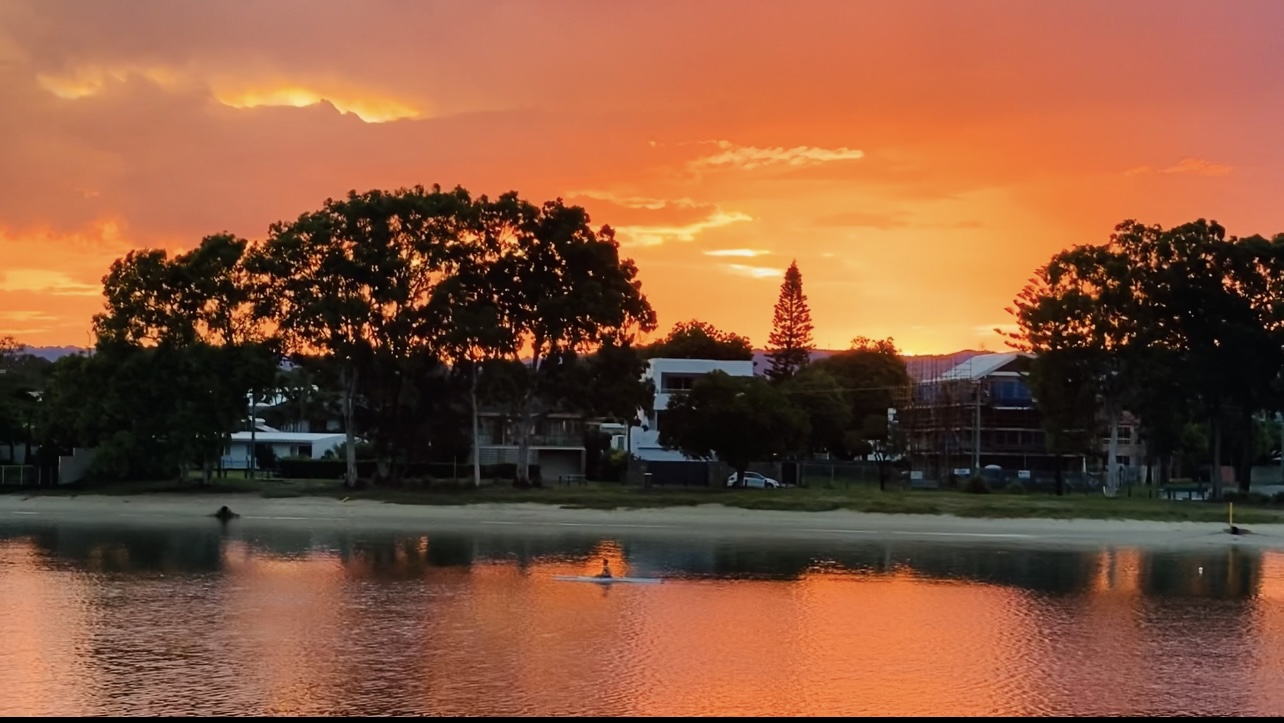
[1003,481,1027,495]
[962,475,990,494]
[276,458,538,482]
[1222,490,1270,505]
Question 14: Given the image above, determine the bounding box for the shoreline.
[3,493,1283,550]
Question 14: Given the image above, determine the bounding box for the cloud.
[615,210,752,247]
[0,310,58,323]
[1124,157,1233,177]
[813,210,984,230]
[33,63,424,123]
[212,85,421,123]
[692,141,864,170]
[565,190,701,211]
[813,211,911,229]
[722,263,783,279]
[0,269,100,296]
[702,248,770,258]
[981,323,1020,336]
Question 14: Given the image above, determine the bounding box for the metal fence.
[795,461,888,489]
[793,460,1155,495]
[0,465,42,487]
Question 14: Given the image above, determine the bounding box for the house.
[476,407,588,482]
[629,357,756,462]
[221,425,347,470]
[899,352,1084,484]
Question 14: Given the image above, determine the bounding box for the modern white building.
[221,427,347,470]
[629,358,756,461]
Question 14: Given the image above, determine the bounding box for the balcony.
[478,433,584,448]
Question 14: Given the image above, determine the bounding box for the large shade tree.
[246,185,477,486]
[485,195,656,487]
[1011,219,1284,497]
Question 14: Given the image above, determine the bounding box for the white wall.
[633,358,755,461]
[221,435,345,469]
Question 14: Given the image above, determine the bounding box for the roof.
[228,431,346,444]
[937,352,1032,382]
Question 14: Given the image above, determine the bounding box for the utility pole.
[972,380,981,473]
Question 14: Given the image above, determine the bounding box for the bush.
[1003,481,1027,495]
[1222,490,1270,505]
[275,458,539,482]
[962,475,990,494]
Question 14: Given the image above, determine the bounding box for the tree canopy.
[643,320,753,361]
[658,370,808,484]
[1010,218,1284,496]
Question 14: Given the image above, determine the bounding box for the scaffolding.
[900,352,1089,486]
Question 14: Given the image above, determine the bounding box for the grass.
[8,475,1284,523]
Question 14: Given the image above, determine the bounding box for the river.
[1,518,1282,716]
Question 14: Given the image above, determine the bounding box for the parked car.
[726,471,782,488]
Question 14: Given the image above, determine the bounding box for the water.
[2,519,1283,717]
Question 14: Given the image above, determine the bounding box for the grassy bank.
[7,476,1284,524]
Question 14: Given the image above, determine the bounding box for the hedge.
[276,458,541,481]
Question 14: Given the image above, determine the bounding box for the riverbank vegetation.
[9,476,1284,524]
[5,194,1284,505]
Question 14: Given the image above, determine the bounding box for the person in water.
[596,558,613,579]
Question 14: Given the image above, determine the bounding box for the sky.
[1,0,1283,354]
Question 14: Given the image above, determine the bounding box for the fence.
[794,461,890,489]
[0,465,42,487]
[793,460,1153,495]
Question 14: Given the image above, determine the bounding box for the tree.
[766,260,814,382]
[660,371,808,485]
[780,366,850,456]
[488,195,656,487]
[0,339,51,465]
[811,337,912,460]
[1024,349,1100,495]
[246,185,476,486]
[643,320,753,361]
[91,233,277,484]
[433,199,518,487]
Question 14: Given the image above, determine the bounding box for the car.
[726,471,782,488]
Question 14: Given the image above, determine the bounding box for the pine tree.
[766,260,814,381]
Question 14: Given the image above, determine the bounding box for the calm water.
[2,519,1283,717]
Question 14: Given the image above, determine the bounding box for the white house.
[221,428,347,470]
[629,358,756,461]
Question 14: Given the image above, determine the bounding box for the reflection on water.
[1,520,1282,716]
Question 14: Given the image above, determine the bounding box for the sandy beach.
[3,492,1283,550]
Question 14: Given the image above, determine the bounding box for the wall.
[57,447,97,485]
[537,449,584,481]
[221,436,345,469]
[633,358,755,461]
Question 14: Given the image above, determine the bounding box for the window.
[660,373,700,393]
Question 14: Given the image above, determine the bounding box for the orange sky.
[2,0,1283,354]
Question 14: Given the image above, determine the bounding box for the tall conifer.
[766,260,814,381]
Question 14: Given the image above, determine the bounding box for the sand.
[3,493,1283,551]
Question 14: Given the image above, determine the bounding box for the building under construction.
[898,352,1091,483]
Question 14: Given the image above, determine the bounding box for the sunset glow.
[2,0,1283,352]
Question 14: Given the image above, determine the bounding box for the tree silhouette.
[766,261,814,381]
[643,320,753,361]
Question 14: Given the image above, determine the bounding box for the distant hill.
[752,349,986,381]
[22,344,989,379]
[18,345,86,362]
